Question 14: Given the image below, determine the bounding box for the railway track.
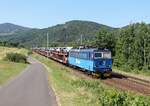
[103,72,150,96]
[56,60,150,96]
[35,52,150,96]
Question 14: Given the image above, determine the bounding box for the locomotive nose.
[102,60,106,65]
[95,59,112,68]
[98,60,106,66]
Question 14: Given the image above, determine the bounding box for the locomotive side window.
[79,52,89,60]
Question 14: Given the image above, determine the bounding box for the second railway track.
[103,73,150,96]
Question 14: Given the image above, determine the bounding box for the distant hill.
[0,23,30,36]
[0,20,115,47]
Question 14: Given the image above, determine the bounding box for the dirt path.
[0,57,57,106]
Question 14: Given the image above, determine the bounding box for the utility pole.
[47,32,49,58]
[144,38,146,66]
[80,34,83,45]
[64,26,67,47]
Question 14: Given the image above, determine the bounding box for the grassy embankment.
[113,64,150,78]
[33,53,150,106]
[113,67,150,82]
[0,46,28,85]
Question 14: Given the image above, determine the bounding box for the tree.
[114,23,150,71]
[94,29,116,56]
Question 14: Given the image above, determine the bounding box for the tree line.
[0,41,24,48]
[94,23,150,72]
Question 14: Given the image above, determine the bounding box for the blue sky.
[0,0,150,28]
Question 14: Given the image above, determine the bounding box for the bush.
[27,50,33,55]
[70,79,150,106]
[4,53,27,63]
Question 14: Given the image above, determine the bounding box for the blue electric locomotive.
[68,48,112,78]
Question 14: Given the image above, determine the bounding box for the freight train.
[33,47,112,78]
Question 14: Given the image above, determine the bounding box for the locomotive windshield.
[94,52,102,58]
[94,51,111,59]
[103,52,111,58]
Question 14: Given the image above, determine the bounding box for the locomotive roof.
[70,48,110,52]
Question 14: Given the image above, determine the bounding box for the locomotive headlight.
[95,62,99,67]
[95,63,98,67]
[95,64,98,67]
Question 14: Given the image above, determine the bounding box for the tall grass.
[0,61,27,84]
[0,46,28,60]
[0,46,28,85]
[4,53,27,63]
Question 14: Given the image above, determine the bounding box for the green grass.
[0,46,28,85]
[113,66,150,79]
[0,61,27,84]
[33,53,150,106]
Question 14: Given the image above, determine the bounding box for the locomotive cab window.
[94,52,102,58]
[103,52,111,59]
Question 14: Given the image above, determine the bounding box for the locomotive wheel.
[100,73,104,79]
[92,72,100,78]
[85,71,91,75]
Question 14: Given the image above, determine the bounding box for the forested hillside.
[0,20,114,47]
[0,23,30,36]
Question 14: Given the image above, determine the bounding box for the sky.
[0,0,150,28]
